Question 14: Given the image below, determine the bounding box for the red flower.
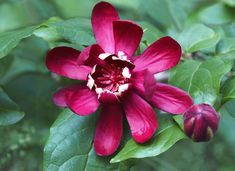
[46,1,193,156]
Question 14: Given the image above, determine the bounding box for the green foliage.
[222,0,235,7]
[216,38,235,54]
[140,0,189,30]
[197,3,235,25]
[111,115,185,163]
[222,77,235,102]
[0,88,24,126]
[44,109,120,171]
[169,58,232,105]
[0,26,37,59]
[178,24,220,53]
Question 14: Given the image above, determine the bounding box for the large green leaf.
[0,57,13,79]
[0,26,37,59]
[141,0,189,30]
[111,115,186,163]
[138,22,164,44]
[169,58,232,105]
[221,0,235,6]
[197,3,235,25]
[178,24,220,53]
[4,72,58,122]
[222,77,235,102]
[0,88,24,126]
[220,99,235,118]
[51,0,95,19]
[34,17,95,45]
[44,109,121,171]
[216,38,235,54]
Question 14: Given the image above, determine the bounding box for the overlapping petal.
[133,36,182,74]
[150,83,193,114]
[77,44,104,66]
[66,86,100,116]
[132,69,156,99]
[46,47,91,80]
[123,92,158,143]
[94,103,123,156]
[113,20,143,58]
[52,84,83,107]
[91,1,119,53]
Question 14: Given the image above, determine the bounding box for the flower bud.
[183,103,220,142]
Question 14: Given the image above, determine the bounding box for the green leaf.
[138,22,164,44]
[222,77,235,102]
[222,0,235,7]
[0,56,13,79]
[141,0,188,30]
[0,36,50,84]
[40,18,95,45]
[111,115,186,163]
[51,0,95,19]
[197,3,235,25]
[0,26,37,59]
[219,104,235,146]
[173,115,184,130]
[178,24,220,53]
[3,72,58,122]
[169,58,232,105]
[216,38,235,54]
[220,99,235,118]
[44,109,120,171]
[0,88,24,126]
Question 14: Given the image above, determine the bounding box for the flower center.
[87,52,134,98]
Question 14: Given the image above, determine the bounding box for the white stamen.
[118,51,128,60]
[91,65,97,74]
[99,53,111,60]
[122,67,131,78]
[112,56,120,60]
[118,84,129,93]
[87,74,95,90]
[95,88,103,94]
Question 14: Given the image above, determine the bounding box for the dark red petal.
[113,20,143,58]
[193,116,208,141]
[46,47,91,80]
[123,92,158,143]
[94,103,123,156]
[77,44,104,67]
[150,83,193,114]
[52,84,83,107]
[67,87,99,116]
[134,36,182,74]
[98,91,119,104]
[91,1,119,53]
[132,70,156,99]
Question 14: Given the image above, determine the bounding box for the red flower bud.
[183,103,220,142]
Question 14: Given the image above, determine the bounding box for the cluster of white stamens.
[87,51,132,98]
